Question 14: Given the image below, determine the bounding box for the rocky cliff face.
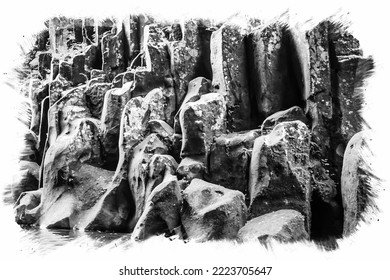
[11,14,375,246]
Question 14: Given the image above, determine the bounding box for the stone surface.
[341,131,375,236]
[249,23,305,122]
[10,161,40,202]
[120,87,175,153]
[29,79,48,135]
[38,96,50,157]
[59,61,73,82]
[101,29,126,81]
[49,80,65,106]
[38,52,52,79]
[14,189,42,225]
[177,156,206,182]
[132,175,182,241]
[85,82,111,118]
[181,179,247,241]
[100,83,133,169]
[174,77,211,134]
[72,54,87,85]
[179,92,226,157]
[237,209,309,243]
[127,134,170,229]
[84,44,99,71]
[334,56,374,146]
[328,22,362,56]
[210,22,252,131]
[169,20,210,108]
[50,58,60,81]
[207,129,261,196]
[306,21,332,156]
[260,106,308,135]
[249,121,311,232]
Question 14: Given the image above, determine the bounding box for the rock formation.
[10,14,375,247]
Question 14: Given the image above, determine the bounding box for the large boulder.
[132,175,182,241]
[237,209,309,243]
[179,92,226,157]
[249,121,311,232]
[181,179,247,241]
[207,129,261,197]
[341,131,375,237]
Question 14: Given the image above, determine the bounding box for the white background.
[0,0,389,279]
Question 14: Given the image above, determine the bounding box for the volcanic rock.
[181,178,247,241]
[237,209,309,243]
[249,121,311,232]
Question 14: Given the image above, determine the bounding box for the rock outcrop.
[10,14,375,247]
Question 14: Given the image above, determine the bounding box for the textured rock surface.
[100,83,133,169]
[341,131,375,236]
[249,121,311,232]
[181,179,247,241]
[127,134,170,229]
[101,29,126,80]
[207,129,260,196]
[170,20,211,108]
[180,92,226,157]
[177,156,206,182]
[260,106,308,135]
[210,21,253,131]
[10,161,40,202]
[132,175,182,241]
[248,23,305,122]
[237,209,309,243]
[10,15,375,244]
[306,21,333,156]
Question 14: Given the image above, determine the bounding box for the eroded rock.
[341,131,375,236]
[237,209,309,243]
[248,22,305,122]
[249,121,311,232]
[181,178,247,241]
[127,133,169,229]
[211,22,252,131]
[132,175,182,241]
[260,106,308,135]
[207,129,261,196]
[180,92,226,157]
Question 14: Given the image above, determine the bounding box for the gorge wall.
[10,13,375,246]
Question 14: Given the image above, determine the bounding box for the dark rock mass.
[9,14,375,247]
